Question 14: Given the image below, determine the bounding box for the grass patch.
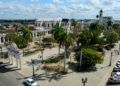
[42,65,68,74]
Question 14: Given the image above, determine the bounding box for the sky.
[0,0,120,20]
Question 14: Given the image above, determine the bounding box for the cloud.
[53,0,63,4]
[67,0,80,3]
[90,0,100,5]
[30,0,39,2]
[0,0,120,19]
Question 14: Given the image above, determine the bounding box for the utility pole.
[31,59,35,77]
[109,51,113,66]
[41,48,44,64]
[79,49,82,71]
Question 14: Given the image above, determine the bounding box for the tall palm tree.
[61,31,74,71]
[53,23,65,55]
[22,25,33,44]
[22,25,33,53]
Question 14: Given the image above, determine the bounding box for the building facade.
[35,18,71,37]
[0,18,71,44]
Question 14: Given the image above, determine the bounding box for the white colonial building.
[97,10,114,29]
[0,18,72,44]
[35,18,71,34]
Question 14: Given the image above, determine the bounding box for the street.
[0,62,24,86]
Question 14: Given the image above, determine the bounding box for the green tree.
[42,37,52,44]
[89,22,103,31]
[6,33,27,49]
[105,31,119,45]
[77,30,92,47]
[15,35,27,48]
[113,24,120,29]
[6,33,18,42]
[107,20,113,29]
[61,31,74,71]
[75,48,103,70]
[6,25,33,49]
[113,24,120,38]
[37,31,45,46]
[22,25,33,43]
[53,23,65,55]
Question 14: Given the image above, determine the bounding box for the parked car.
[116,61,120,65]
[107,77,120,85]
[113,67,120,72]
[112,72,120,79]
[114,65,120,69]
[24,78,38,86]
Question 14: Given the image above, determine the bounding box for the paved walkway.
[2,43,120,86]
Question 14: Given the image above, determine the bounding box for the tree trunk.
[80,49,82,70]
[9,57,11,64]
[19,58,21,70]
[11,57,13,65]
[64,46,67,71]
[42,51,43,64]
[16,58,18,68]
[58,43,60,55]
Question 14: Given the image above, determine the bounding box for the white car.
[24,78,38,86]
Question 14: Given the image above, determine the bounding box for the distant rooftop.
[0,19,36,23]
[36,18,62,21]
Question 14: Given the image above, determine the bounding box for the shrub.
[44,55,64,64]
[42,37,52,44]
[34,42,39,45]
[75,48,103,71]
[105,44,114,50]
[1,52,8,59]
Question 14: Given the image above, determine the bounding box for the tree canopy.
[75,48,103,70]
[105,31,119,45]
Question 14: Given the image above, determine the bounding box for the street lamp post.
[41,48,44,64]
[79,49,82,71]
[31,59,35,77]
[82,77,87,86]
[119,43,120,55]
[109,51,113,66]
[0,46,2,58]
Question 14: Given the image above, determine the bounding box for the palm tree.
[22,25,33,53]
[53,23,65,55]
[61,31,74,71]
[22,25,33,44]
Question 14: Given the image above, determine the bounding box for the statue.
[7,42,23,69]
